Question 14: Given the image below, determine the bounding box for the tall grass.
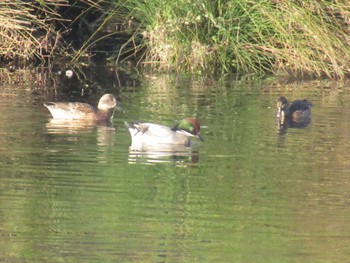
[0,0,68,63]
[0,0,349,79]
[103,0,350,78]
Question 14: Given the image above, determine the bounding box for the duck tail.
[125,121,144,136]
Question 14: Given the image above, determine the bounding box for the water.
[1,70,350,262]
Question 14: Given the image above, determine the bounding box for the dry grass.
[0,0,67,63]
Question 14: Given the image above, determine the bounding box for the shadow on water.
[46,65,140,98]
[0,64,140,102]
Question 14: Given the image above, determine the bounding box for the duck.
[277,96,312,124]
[125,117,204,151]
[44,94,117,121]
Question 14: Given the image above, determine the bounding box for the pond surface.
[1,69,350,262]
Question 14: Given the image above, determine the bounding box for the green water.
[1,73,350,262]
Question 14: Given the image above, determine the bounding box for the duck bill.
[178,130,204,142]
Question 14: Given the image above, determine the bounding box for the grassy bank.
[109,0,350,78]
[1,0,349,79]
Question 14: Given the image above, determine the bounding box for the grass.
[101,0,350,78]
[0,0,349,79]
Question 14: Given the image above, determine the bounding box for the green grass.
[101,0,350,78]
[0,0,349,79]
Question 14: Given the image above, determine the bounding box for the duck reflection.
[45,118,115,135]
[277,116,311,134]
[276,96,312,134]
[45,118,117,153]
[128,144,199,165]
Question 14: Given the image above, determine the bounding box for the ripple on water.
[1,81,350,262]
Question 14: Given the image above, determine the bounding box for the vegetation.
[0,0,349,79]
[0,0,67,63]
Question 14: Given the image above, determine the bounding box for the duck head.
[276,96,289,118]
[173,117,204,142]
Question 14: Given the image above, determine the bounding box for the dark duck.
[277,96,313,127]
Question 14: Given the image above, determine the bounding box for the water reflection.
[45,118,115,134]
[45,119,117,145]
[3,70,350,263]
[277,116,312,135]
[128,145,200,165]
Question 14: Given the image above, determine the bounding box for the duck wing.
[128,122,173,137]
[44,102,96,119]
[289,100,312,112]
